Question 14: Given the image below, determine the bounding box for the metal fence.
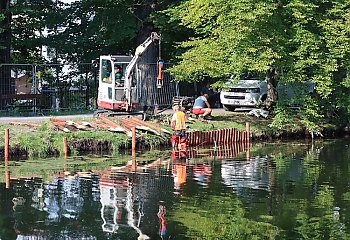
[0,63,178,116]
[137,63,178,109]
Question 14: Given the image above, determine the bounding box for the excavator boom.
[124,32,161,108]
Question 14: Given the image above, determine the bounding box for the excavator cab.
[97,55,138,112]
[96,32,161,115]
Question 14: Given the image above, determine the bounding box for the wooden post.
[246,122,250,144]
[63,137,68,159]
[132,127,136,171]
[132,127,136,151]
[5,128,9,163]
[5,170,10,189]
[230,128,234,144]
[4,129,10,189]
[246,145,250,161]
[217,129,221,146]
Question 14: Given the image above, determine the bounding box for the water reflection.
[172,150,187,192]
[99,172,128,233]
[221,156,271,192]
[1,140,350,239]
[192,163,212,187]
[157,202,167,239]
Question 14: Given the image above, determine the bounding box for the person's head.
[173,105,181,112]
[203,93,209,99]
[114,65,121,72]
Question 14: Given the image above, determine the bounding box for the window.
[101,59,112,83]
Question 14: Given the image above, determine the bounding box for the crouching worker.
[171,105,188,150]
[192,93,213,120]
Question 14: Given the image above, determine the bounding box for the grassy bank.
[0,111,343,159]
[0,118,167,158]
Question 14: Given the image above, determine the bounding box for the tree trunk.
[264,67,278,111]
[0,0,12,110]
[134,0,158,109]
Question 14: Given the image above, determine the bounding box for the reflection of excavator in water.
[96,32,161,116]
[99,170,150,239]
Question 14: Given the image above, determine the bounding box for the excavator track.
[93,109,146,120]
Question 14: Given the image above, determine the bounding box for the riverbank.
[0,109,348,159]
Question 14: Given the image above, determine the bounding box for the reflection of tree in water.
[170,194,279,239]
[9,175,102,239]
[6,166,177,239]
[0,185,17,239]
[2,141,350,239]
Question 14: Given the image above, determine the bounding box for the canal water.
[0,139,349,239]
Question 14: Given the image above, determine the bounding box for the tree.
[0,0,10,64]
[155,0,350,131]
[0,0,12,110]
[11,0,54,64]
[46,0,141,63]
[10,0,161,64]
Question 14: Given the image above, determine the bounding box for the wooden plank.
[99,115,131,137]
[9,121,40,128]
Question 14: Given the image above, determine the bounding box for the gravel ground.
[0,107,250,124]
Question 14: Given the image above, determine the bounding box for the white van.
[220,78,267,111]
[220,77,316,111]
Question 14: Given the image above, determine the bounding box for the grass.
[0,119,166,158]
[155,111,282,135]
[0,110,329,160]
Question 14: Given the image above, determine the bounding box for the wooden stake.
[5,129,9,163]
[5,170,10,189]
[246,145,250,161]
[246,122,250,144]
[63,137,68,159]
[132,127,136,171]
[4,129,10,189]
[132,127,136,151]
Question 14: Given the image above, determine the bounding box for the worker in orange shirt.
[171,105,188,150]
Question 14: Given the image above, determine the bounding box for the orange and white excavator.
[96,32,161,116]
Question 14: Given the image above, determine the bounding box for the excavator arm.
[124,32,161,109]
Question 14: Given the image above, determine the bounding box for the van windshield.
[230,88,260,93]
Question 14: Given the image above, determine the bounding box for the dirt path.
[0,114,94,123]
[0,108,242,124]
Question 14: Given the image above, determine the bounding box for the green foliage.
[10,0,152,64]
[269,105,297,131]
[342,192,350,201]
[295,185,349,240]
[11,0,54,63]
[0,13,4,36]
[157,0,285,82]
[151,0,191,61]
[171,195,279,239]
[157,0,350,131]
[51,0,140,63]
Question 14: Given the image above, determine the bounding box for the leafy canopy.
[156,0,350,129]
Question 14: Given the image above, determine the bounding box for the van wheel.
[223,105,236,111]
